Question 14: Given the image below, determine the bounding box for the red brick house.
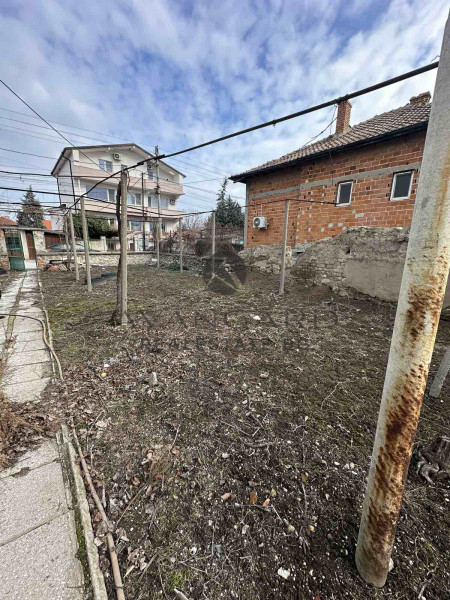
[231,92,431,249]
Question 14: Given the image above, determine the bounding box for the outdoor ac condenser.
[253,216,268,229]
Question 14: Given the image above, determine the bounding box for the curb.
[59,425,108,600]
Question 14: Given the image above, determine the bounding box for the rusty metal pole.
[120,170,128,326]
[278,199,290,295]
[356,13,450,588]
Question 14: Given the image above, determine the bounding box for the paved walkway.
[0,271,84,600]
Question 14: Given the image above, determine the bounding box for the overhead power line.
[150,61,439,162]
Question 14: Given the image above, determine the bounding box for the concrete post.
[356,13,450,588]
[68,209,79,282]
[429,347,450,398]
[211,210,216,277]
[80,197,92,292]
[120,170,128,326]
[278,199,290,296]
[179,217,183,272]
[155,154,161,269]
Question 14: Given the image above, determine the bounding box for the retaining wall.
[292,226,450,306]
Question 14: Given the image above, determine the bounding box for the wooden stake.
[68,208,79,282]
[179,217,183,272]
[120,170,128,325]
[80,197,92,292]
[211,210,216,277]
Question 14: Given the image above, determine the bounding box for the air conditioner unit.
[253,216,268,229]
[169,198,176,206]
[113,152,121,161]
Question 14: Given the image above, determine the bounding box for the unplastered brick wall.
[246,130,425,248]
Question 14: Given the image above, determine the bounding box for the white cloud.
[0,0,447,213]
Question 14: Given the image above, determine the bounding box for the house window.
[127,192,142,206]
[161,197,169,209]
[148,171,156,181]
[336,181,353,206]
[107,218,116,226]
[108,189,116,203]
[161,222,166,232]
[128,220,142,231]
[86,185,108,201]
[391,171,413,201]
[99,159,113,172]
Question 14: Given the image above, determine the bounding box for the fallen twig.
[174,588,191,600]
[71,422,125,600]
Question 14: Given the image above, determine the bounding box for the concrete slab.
[13,338,47,353]
[4,362,54,385]
[0,512,84,600]
[3,377,51,403]
[9,349,50,367]
[11,330,44,342]
[0,441,59,480]
[9,318,42,334]
[0,461,69,545]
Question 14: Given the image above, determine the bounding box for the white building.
[51,143,185,250]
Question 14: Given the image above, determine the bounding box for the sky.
[0,0,447,219]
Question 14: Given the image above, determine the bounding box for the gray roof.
[231,100,431,182]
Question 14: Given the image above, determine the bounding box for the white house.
[51,143,185,250]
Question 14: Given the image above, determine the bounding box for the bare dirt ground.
[36,265,450,600]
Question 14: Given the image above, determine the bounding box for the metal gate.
[5,231,25,271]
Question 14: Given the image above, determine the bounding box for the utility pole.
[80,196,92,292]
[279,199,290,295]
[356,13,450,588]
[211,210,216,278]
[141,172,146,252]
[68,208,79,282]
[179,216,183,272]
[155,146,161,269]
[120,170,128,326]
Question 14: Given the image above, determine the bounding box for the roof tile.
[231,100,431,180]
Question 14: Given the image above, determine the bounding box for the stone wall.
[292,226,450,306]
[40,251,203,272]
[239,243,292,274]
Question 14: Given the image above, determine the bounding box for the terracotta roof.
[231,99,431,181]
[0,216,17,226]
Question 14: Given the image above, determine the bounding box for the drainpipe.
[356,11,450,587]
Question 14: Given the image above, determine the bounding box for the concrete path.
[0,271,84,600]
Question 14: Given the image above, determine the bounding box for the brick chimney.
[335,99,352,134]
[409,91,431,105]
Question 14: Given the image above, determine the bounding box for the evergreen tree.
[17,187,43,228]
[215,178,244,227]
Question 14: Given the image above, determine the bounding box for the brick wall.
[246,130,425,247]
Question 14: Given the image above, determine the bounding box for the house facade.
[51,143,185,251]
[231,92,431,249]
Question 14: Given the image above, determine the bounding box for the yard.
[37,264,450,600]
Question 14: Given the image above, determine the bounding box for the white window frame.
[336,180,353,206]
[390,170,413,201]
[99,159,113,172]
